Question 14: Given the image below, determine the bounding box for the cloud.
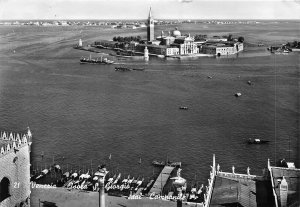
[178,0,193,3]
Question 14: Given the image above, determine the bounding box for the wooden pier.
[148,166,175,195]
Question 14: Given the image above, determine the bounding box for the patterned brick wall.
[0,131,31,207]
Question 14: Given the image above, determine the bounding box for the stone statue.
[177,168,182,177]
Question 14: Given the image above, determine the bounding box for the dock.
[148,166,175,195]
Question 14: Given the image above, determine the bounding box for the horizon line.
[1,18,300,21]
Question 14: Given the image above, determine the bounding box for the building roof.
[211,175,274,207]
[270,166,300,207]
[137,44,167,49]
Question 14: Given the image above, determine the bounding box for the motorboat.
[179,106,188,110]
[248,138,269,144]
[235,92,242,97]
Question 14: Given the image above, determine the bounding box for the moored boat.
[35,169,49,180]
[152,160,181,167]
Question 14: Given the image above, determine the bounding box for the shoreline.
[74,44,275,59]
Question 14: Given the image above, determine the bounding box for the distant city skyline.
[0,0,300,20]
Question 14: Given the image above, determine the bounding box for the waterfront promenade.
[30,187,181,207]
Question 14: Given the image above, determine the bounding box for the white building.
[166,47,180,56]
[202,42,243,56]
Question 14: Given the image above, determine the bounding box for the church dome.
[172,28,181,37]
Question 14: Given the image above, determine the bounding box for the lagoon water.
[0,22,299,187]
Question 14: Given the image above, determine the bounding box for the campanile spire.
[147,7,154,42]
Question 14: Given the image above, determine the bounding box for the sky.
[0,0,300,20]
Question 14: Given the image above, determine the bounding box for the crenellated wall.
[0,130,32,207]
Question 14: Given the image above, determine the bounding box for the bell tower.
[147,7,154,42]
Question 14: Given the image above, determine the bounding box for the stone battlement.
[0,129,32,158]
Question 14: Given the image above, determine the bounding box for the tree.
[238,36,244,43]
[292,41,298,48]
[227,34,233,41]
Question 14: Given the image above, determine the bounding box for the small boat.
[152,160,181,167]
[71,172,79,179]
[247,81,252,85]
[79,170,90,180]
[113,173,121,184]
[132,177,139,185]
[248,138,269,144]
[179,106,188,110]
[143,179,154,191]
[135,187,143,195]
[207,76,213,79]
[132,68,145,71]
[191,186,197,194]
[80,55,114,64]
[170,176,186,186]
[107,174,116,183]
[63,172,70,178]
[115,66,132,71]
[152,160,165,166]
[35,169,49,180]
[115,65,145,71]
[197,184,203,195]
[189,193,196,200]
[135,178,144,191]
[127,177,134,185]
[235,92,242,97]
[54,164,61,173]
[122,175,130,183]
